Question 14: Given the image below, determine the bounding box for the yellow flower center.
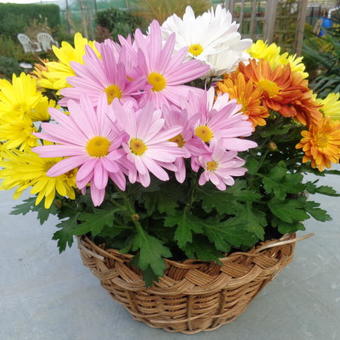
[86,136,111,157]
[104,84,122,104]
[257,79,281,97]
[169,134,186,148]
[195,125,214,143]
[188,44,204,57]
[206,160,218,171]
[315,134,329,149]
[129,138,147,156]
[147,72,167,92]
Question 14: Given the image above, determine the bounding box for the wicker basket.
[78,233,303,334]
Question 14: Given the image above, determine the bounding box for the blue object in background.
[319,16,333,36]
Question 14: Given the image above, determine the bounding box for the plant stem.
[119,191,145,237]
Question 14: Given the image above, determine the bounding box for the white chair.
[17,33,42,53]
[37,32,59,52]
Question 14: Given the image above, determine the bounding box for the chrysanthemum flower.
[33,98,125,206]
[217,72,269,127]
[239,59,322,126]
[161,5,251,76]
[0,116,37,151]
[0,148,76,208]
[163,107,204,183]
[198,144,246,190]
[0,73,52,122]
[248,40,308,79]
[316,93,340,120]
[186,88,257,151]
[60,40,144,107]
[41,33,100,90]
[113,101,184,187]
[296,117,340,171]
[135,20,209,108]
[0,142,5,161]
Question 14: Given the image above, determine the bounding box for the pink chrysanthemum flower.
[60,40,144,107]
[112,101,184,187]
[198,144,246,190]
[163,107,205,183]
[116,35,141,81]
[187,88,257,151]
[134,20,210,108]
[33,97,126,206]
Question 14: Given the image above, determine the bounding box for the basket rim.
[78,232,298,267]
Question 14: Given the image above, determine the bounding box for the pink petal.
[94,161,109,190]
[47,156,88,177]
[90,185,105,206]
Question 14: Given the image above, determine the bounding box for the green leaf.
[184,236,223,262]
[11,197,36,215]
[52,215,78,253]
[11,198,58,225]
[243,206,266,240]
[305,201,332,221]
[35,204,58,224]
[263,163,305,200]
[74,208,119,237]
[165,211,203,248]
[204,216,259,251]
[141,265,159,287]
[198,180,261,215]
[324,169,340,176]
[137,181,186,215]
[132,231,171,277]
[272,217,306,234]
[246,157,260,175]
[259,124,291,137]
[306,182,340,197]
[268,198,309,223]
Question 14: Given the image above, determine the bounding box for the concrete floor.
[0,170,340,340]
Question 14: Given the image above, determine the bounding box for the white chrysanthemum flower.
[161,5,252,77]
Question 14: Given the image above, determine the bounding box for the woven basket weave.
[78,233,298,334]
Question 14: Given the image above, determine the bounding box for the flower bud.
[268,141,278,151]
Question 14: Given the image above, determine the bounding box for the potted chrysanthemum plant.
[1,5,340,334]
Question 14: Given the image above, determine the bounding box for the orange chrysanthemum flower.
[296,117,340,171]
[239,59,322,127]
[217,72,269,127]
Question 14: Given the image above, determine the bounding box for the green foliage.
[10,114,339,287]
[130,0,212,24]
[303,30,340,97]
[96,8,142,41]
[0,56,21,80]
[0,4,60,40]
[132,231,171,277]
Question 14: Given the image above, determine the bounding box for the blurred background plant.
[303,8,340,98]
[129,0,212,24]
[0,56,21,79]
[95,7,142,41]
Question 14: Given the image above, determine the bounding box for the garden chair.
[17,33,41,53]
[37,32,59,52]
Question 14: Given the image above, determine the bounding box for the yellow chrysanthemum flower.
[0,73,54,122]
[248,40,308,79]
[41,32,100,90]
[0,148,77,208]
[0,115,37,151]
[316,93,340,120]
[0,142,5,161]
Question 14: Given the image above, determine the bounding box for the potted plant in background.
[1,5,340,335]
